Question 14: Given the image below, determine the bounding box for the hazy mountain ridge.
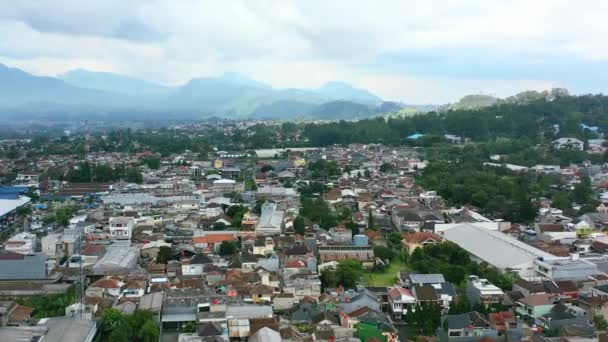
[0,64,388,119]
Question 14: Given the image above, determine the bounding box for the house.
[109,217,134,241]
[578,296,608,321]
[438,311,498,342]
[339,288,382,315]
[406,273,446,287]
[192,232,238,253]
[87,277,125,298]
[466,275,505,306]
[401,231,442,252]
[181,253,213,276]
[141,240,172,259]
[514,293,559,324]
[579,212,608,230]
[250,284,274,303]
[488,311,523,341]
[413,285,440,306]
[249,327,281,342]
[252,237,274,255]
[552,138,584,151]
[273,293,295,311]
[391,208,443,231]
[536,303,592,333]
[4,232,36,255]
[123,277,146,298]
[255,202,284,236]
[387,287,416,319]
[0,301,33,326]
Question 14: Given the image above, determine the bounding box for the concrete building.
[534,256,598,281]
[109,217,134,241]
[466,276,505,306]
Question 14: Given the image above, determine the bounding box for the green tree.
[140,320,160,342]
[320,260,363,289]
[261,164,274,172]
[388,232,403,247]
[595,315,608,331]
[373,245,395,261]
[156,246,172,264]
[219,241,238,256]
[552,192,572,210]
[367,208,375,230]
[293,216,306,235]
[379,162,395,173]
[212,222,227,230]
[142,156,161,169]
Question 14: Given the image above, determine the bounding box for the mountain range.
[0,63,401,120]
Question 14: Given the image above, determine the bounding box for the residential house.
[402,231,442,252]
[181,253,213,276]
[87,277,125,298]
[109,217,134,241]
[438,312,498,342]
[515,293,560,324]
[466,276,505,306]
[387,287,416,319]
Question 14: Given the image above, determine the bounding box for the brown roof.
[82,244,106,256]
[249,317,279,335]
[10,304,33,322]
[91,278,123,289]
[518,293,557,307]
[348,306,371,317]
[537,223,565,233]
[555,280,578,293]
[403,231,441,244]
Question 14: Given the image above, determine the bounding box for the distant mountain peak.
[316,80,381,104]
[59,68,169,96]
[217,71,272,89]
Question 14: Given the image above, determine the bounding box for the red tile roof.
[192,234,236,244]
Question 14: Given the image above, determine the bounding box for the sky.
[0,0,607,103]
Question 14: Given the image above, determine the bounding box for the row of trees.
[417,162,549,222]
[67,162,143,184]
[303,94,608,146]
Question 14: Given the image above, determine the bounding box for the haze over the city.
[1,0,607,103]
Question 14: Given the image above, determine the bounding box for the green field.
[363,259,409,286]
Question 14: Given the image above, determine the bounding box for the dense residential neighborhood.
[1,123,608,342]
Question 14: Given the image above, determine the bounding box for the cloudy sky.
[0,0,606,103]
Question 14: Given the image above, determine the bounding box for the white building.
[465,275,505,306]
[109,217,134,241]
[552,138,584,151]
[4,232,36,255]
[440,223,561,278]
[388,287,416,318]
[255,202,284,236]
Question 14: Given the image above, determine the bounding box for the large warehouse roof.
[0,196,30,218]
[441,223,557,270]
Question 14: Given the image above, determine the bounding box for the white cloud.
[0,0,606,102]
